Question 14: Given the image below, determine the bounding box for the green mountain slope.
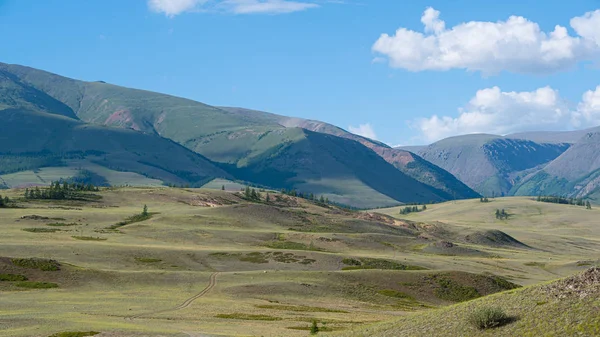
[0,62,477,207]
[219,107,479,200]
[221,127,448,207]
[417,134,570,197]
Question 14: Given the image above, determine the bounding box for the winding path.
[128,272,219,320]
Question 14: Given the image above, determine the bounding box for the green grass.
[71,236,107,241]
[215,313,283,321]
[1,189,600,337]
[15,281,59,289]
[433,276,481,302]
[11,258,60,271]
[377,290,414,299]
[47,332,100,337]
[22,228,61,233]
[265,240,323,251]
[0,273,28,281]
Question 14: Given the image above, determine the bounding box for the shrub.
[71,236,107,241]
[11,258,60,271]
[310,319,319,335]
[468,306,508,330]
[15,281,59,289]
[22,228,61,233]
[48,332,100,337]
[0,273,28,281]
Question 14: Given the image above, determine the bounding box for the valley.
[0,186,598,336]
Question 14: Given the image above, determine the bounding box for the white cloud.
[148,0,205,17]
[373,8,600,75]
[223,0,318,14]
[573,86,600,127]
[413,86,586,143]
[348,123,378,140]
[148,0,318,16]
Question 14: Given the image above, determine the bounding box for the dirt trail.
[128,272,219,320]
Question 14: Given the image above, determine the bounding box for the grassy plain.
[0,190,598,336]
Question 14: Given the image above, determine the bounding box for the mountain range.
[0,62,478,208]
[3,61,600,206]
[409,127,600,201]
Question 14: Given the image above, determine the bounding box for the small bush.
[468,306,509,330]
[135,257,162,263]
[310,319,319,335]
[47,222,80,227]
[48,332,100,337]
[15,281,59,289]
[215,313,282,321]
[11,258,60,271]
[22,228,61,233]
[71,236,107,241]
[0,273,28,281]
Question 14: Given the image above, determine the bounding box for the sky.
[1,0,600,146]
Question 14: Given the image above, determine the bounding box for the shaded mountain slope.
[0,108,229,186]
[417,134,570,197]
[220,128,447,208]
[512,129,600,200]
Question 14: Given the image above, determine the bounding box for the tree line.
[24,181,100,200]
[399,204,427,215]
[537,195,591,209]
[0,194,12,208]
[241,186,332,206]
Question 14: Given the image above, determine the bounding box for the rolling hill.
[0,61,479,207]
[417,134,571,197]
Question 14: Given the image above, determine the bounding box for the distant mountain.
[512,129,600,201]
[0,62,479,207]
[507,128,597,144]
[417,134,570,197]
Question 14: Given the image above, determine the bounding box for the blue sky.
[1,0,600,145]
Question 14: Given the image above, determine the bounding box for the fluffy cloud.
[413,86,600,143]
[373,7,600,75]
[148,0,318,16]
[573,86,600,127]
[348,123,378,140]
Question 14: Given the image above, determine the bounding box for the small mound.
[544,267,600,299]
[422,241,490,257]
[464,230,529,249]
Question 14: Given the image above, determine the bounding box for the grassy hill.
[417,134,570,197]
[334,268,600,337]
[0,189,598,336]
